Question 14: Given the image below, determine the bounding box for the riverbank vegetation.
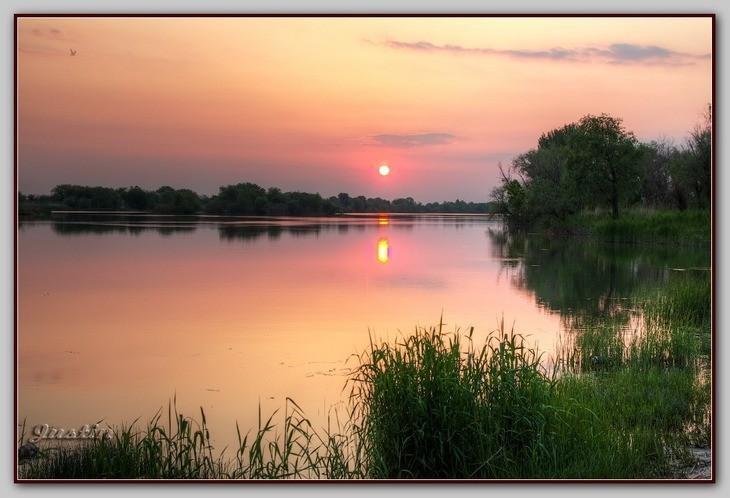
[491,106,711,238]
[19,184,495,218]
[563,209,710,246]
[19,270,710,480]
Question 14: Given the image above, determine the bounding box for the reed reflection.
[486,227,709,327]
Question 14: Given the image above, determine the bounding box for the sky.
[17,17,712,202]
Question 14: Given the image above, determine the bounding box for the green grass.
[19,397,363,479]
[19,278,710,480]
[350,301,709,479]
[349,320,558,478]
[564,209,710,246]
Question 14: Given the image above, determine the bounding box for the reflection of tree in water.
[46,213,453,246]
[486,226,707,328]
[49,218,422,243]
[51,222,196,237]
[218,225,287,242]
[218,220,417,242]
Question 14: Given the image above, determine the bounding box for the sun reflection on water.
[377,238,390,264]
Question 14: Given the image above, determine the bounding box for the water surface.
[18,213,705,447]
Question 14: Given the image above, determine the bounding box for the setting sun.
[379,164,391,176]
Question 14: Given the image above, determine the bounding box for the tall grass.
[567,209,710,246]
[19,277,710,479]
[348,320,557,478]
[349,308,709,479]
[20,399,223,479]
[20,397,363,480]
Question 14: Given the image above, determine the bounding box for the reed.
[568,209,710,246]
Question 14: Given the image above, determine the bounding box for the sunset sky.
[17,17,712,202]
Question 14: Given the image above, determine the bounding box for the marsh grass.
[19,275,710,479]
[348,319,556,478]
[20,396,364,480]
[566,209,710,246]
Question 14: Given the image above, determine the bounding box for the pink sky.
[17,17,712,202]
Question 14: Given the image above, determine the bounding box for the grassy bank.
[553,209,711,246]
[19,275,710,479]
[353,275,709,478]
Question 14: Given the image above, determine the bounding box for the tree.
[337,193,351,210]
[671,105,711,209]
[492,113,643,223]
[267,187,285,203]
[172,189,202,215]
[351,196,367,212]
[514,148,580,220]
[637,140,674,209]
[51,184,122,210]
[392,197,417,212]
[151,186,201,214]
[491,163,528,223]
[123,186,149,210]
[570,114,641,219]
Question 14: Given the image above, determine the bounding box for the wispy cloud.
[20,25,75,56]
[30,26,69,41]
[382,40,710,66]
[371,133,456,148]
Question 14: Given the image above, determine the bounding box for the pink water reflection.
[18,215,564,448]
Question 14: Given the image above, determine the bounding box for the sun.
[378,164,391,176]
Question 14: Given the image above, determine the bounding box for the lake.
[17,213,707,449]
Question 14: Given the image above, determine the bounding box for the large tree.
[569,114,641,219]
[494,114,641,222]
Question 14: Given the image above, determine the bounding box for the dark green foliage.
[571,209,710,246]
[122,186,149,210]
[493,107,712,226]
[328,195,495,214]
[29,184,204,215]
[51,184,124,210]
[491,176,528,223]
[493,114,641,223]
[572,115,642,218]
[669,105,712,210]
[152,186,202,215]
[18,192,56,217]
[199,183,338,216]
[637,141,674,209]
[20,184,496,217]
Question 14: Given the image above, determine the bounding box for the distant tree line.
[326,193,493,214]
[491,105,711,225]
[19,182,496,217]
[20,185,204,215]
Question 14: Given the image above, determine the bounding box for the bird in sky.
[69,49,77,56]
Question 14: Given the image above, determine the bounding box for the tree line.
[491,105,711,225]
[19,183,496,216]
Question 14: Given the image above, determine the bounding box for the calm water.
[17,213,707,447]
